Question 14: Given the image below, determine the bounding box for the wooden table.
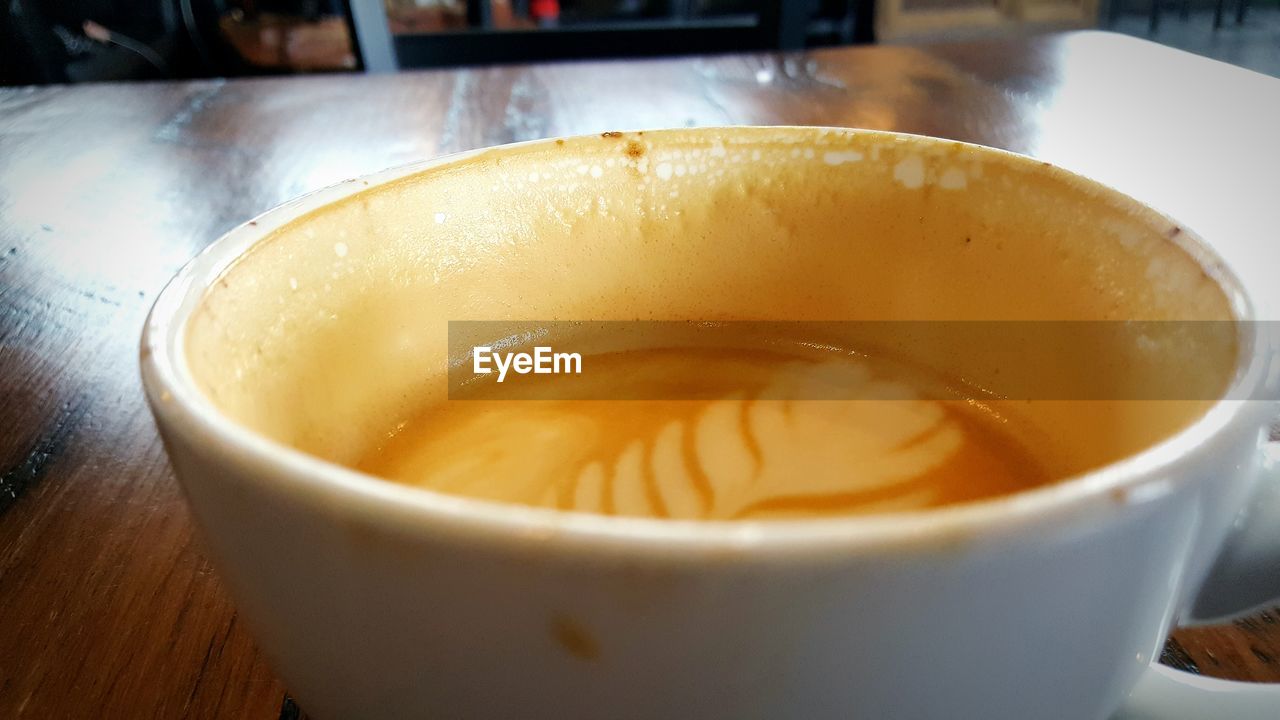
[2,30,1278,718]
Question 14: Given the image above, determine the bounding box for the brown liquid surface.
[357,346,1057,520]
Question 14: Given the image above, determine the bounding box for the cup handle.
[1114,664,1280,719]
[1113,439,1280,719]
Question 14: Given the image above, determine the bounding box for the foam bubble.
[893,156,926,189]
[939,167,967,190]
[823,150,864,166]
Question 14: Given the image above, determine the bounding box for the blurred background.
[2,0,1277,85]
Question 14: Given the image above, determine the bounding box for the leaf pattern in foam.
[578,360,961,520]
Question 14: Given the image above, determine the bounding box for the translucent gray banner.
[446,321,1278,401]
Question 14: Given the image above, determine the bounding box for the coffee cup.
[142,127,1280,719]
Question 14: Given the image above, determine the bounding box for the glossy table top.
[1,30,1277,718]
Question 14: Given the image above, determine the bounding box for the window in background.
[217,1,358,72]
[366,1,867,69]
[0,0,866,83]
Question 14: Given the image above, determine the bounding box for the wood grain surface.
[3,30,1279,718]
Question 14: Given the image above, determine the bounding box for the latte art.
[359,347,1050,520]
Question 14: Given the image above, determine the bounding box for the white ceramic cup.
[141,128,1280,720]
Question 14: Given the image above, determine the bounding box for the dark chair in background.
[1,0,192,84]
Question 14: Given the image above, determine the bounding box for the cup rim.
[140,126,1270,555]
